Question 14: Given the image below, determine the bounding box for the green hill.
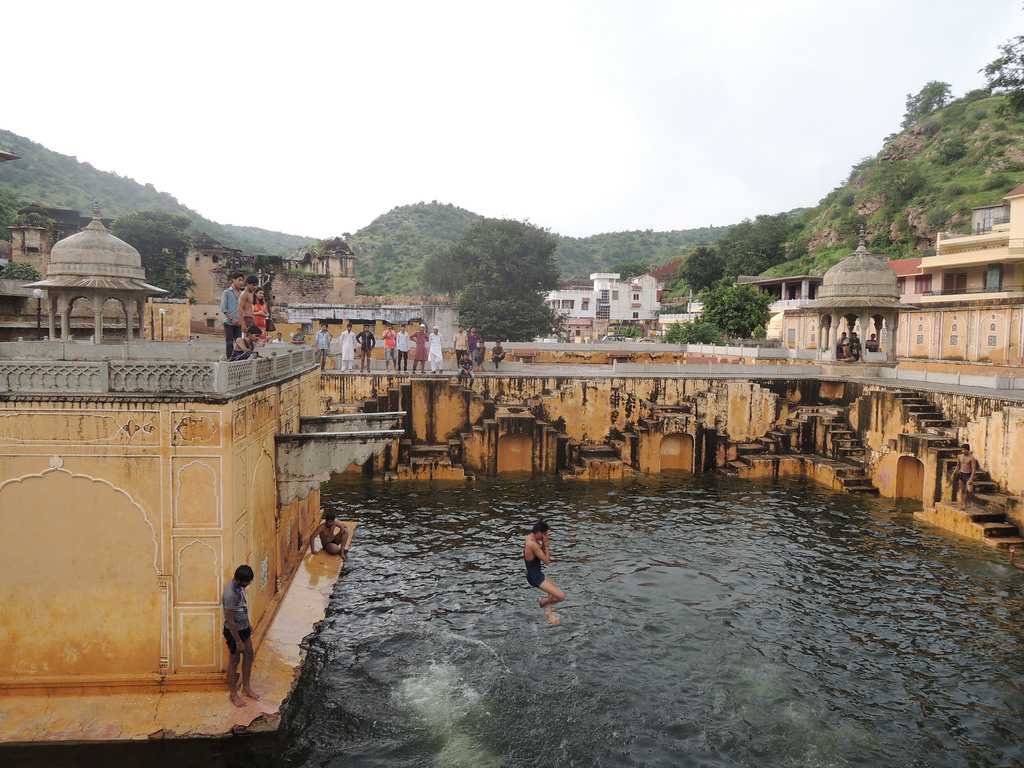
[349,201,729,294]
[0,129,315,256]
[766,91,1024,277]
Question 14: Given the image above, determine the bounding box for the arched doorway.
[497,433,533,473]
[0,469,161,678]
[895,456,924,500]
[660,433,694,472]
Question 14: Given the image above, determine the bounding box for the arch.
[497,433,534,473]
[660,432,694,472]
[0,465,161,677]
[895,455,925,501]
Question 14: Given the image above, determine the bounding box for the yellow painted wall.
[0,367,324,690]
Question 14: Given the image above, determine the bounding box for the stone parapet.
[0,344,317,397]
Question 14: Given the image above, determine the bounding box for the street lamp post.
[32,288,43,336]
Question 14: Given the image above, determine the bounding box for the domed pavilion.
[23,210,166,343]
[803,241,911,365]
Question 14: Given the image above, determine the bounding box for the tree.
[699,283,771,338]
[664,321,722,344]
[111,211,194,299]
[613,260,649,280]
[982,36,1024,112]
[0,262,41,281]
[901,81,953,128]
[716,214,795,278]
[679,245,724,292]
[0,188,20,237]
[447,218,560,341]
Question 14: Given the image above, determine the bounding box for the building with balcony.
[736,274,823,340]
[546,272,660,340]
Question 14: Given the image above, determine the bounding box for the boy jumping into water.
[309,511,350,556]
[524,519,565,625]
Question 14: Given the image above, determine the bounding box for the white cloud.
[3,0,1018,237]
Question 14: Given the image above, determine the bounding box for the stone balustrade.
[0,344,317,396]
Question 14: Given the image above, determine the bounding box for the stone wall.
[0,366,323,690]
[271,272,355,305]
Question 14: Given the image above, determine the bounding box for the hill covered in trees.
[0,129,315,256]
[349,201,729,294]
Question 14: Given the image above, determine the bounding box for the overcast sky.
[4,1,1019,238]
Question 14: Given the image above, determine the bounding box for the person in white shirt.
[339,323,357,371]
[395,326,411,372]
[428,326,444,372]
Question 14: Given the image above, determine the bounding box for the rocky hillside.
[0,129,315,256]
[350,201,729,294]
[766,92,1024,277]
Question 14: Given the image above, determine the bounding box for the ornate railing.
[0,347,317,397]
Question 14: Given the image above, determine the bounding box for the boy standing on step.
[954,444,978,508]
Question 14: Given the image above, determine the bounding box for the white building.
[546,272,661,340]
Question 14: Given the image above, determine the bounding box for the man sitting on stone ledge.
[309,510,350,556]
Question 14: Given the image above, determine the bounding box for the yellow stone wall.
[143,301,192,342]
[0,367,322,690]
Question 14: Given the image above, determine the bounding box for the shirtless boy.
[523,519,565,625]
[954,443,979,508]
[309,511,349,556]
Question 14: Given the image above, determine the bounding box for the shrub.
[945,183,967,197]
[984,174,1010,191]
[936,136,967,164]
[974,109,988,120]
[839,192,855,207]
[921,120,942,137]
[992,119,1009,131]
[926,206,949,229]
[664,321,723,345]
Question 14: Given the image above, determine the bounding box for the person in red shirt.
[382,322,397,372]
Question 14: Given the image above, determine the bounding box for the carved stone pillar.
[93,295,104,344]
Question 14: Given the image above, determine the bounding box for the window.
[988,335,998,346]
[612,291,619,300]
[206,318,215,329]
[914,275,932,294]
[896,277,905,294]
[633,293,640,301]
[212,255,220,263]
[581,299,590,311]
[950,335,959,346]
[787,328,797,344]
[632,312,639,319]
[942,272,967,293]
[916,335,924,345]
[986,264,1004,292]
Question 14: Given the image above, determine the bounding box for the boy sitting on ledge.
[309,510,350,556]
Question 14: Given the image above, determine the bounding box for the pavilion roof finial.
[91,201,102,220]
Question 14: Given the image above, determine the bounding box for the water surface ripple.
[282,475,1024,768]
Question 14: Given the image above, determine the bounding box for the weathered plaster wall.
[0,367,323,690]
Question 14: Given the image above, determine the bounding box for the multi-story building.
[736,274,822,340]
[545,272,660,340]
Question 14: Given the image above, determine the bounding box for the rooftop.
[737,274,821,287]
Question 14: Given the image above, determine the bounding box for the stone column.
[59,299,71,341]
[801,279,809,300]
[93,295,104,344]
[47,295,57,340]
[138,299,146,341]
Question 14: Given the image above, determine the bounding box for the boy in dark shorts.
[223,564,259,707]
[309,510,350,556]
[954,444,979,508]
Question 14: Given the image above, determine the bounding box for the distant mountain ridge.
[0,129,316,256]
[0,129,728,292]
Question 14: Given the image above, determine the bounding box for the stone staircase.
[892,390,1024,549]
[823,415,879,495]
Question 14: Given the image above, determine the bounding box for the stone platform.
[0,522,355,745]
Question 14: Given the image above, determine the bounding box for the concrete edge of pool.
[0,521,357,746]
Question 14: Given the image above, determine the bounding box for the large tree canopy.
[982,36,1024,112]
[112,211,194,299]
[438,218,559,341]
[679,245,724,292]
[699,282,771,339]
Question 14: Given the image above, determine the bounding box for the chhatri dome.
[24,209,166,343]
[812,241,902,309]
[803,239,913,365]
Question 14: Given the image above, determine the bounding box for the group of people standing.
[314,322,506,374]
[220,272,277,360]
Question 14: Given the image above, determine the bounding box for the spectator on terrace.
[473,334,486,372]
[428,326,444,372]
[220,271,245,360]
[252,287,270,335]
[492,340,506,370]
[382,323,397,372]
[356,325,376,372]
[239,275,259,330]
[231,325,261,361]
[411,323,429,374]
[315,323,332,369]
[836,331,848,360]
[271,332,285,345]
[865,334,879,353]
[848,332,862,362]
[339,323,357,371]
[396,325,411,372]
[454,326,468,366]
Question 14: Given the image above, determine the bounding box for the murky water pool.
[278,475,1024,768]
